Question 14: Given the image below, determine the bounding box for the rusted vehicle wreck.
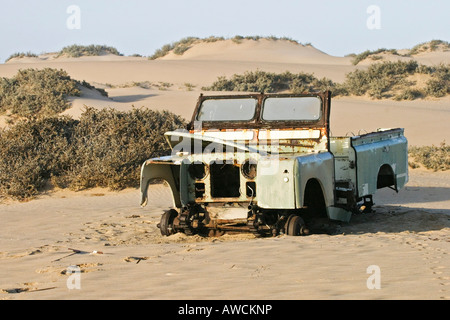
[140,91,408,237]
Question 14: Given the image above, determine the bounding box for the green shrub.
[0,68,81,117]
[58,44,122,58]
[425,64,450,97]
[351,48,399,65]
[203,70,338,94]
[0,108,187,200]
[409,40,450,55]
[65,107,185,191]
[202,61,449,99]
[149,35,303,59]
[425,79,447,97]
[5,52,38,62]
[394,88,422,101]
[203,36,225,43]
[0,69,110,117]
[149,37,199,59]
[231,35,244,44]
[203,70,288,93]
[173,44,191,55]
[367,77,390,99]
[409,142,449,171]
[344,61,420,98]
[0,116,77,200]
[78,80,108,97]
[184,83,196,91]
[149,44,175,60]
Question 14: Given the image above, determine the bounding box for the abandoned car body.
[140,91,408,237]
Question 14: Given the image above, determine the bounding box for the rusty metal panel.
[330,137,357,183]
[140,158,181,208]
[294,152,335,209]
[188,91,331,132]
[351,128,408,197]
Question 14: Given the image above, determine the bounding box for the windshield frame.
[261,96,322,122]
[196,97,258,122]
[188,92,330,131]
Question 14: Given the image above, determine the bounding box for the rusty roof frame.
[187,91,331,132]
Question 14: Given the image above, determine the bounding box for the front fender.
[140,157,181,208]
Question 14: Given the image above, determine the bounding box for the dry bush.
[5,52,38,62]
[0,108,186,200]
[0,68,81,117]
[351,48,399,65]
[65,107,186,191]
[149,35,303,59]
[425,64,450,97]
[58,44,122,58]
[344,60,420,99]
[202,70,339,95]
[203,61,448,99]
[0,116,77,200]
[409,40,450,55]
[0,68,110,118]
[409,142,449,171]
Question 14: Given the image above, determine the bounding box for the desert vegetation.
[350,40,449,65]
[350,48,400,65]
[0,68,108,118]
[57,44,123,58]
[4,52,38,63]
[149,35,305,60]
[106,81,173,91]
[5,45,124,61]
[149,37,201,60]
[0,108,186,200]
[408,142,449,171]
[202,70,341,95]
[203,61,450,100]
[408,40,450,56]
[0,68,80,117]
[344,60,420,99]
[0,68,185,200]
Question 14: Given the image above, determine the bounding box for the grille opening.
[188,162,207,180]
[195,183,205,198]
[242,160,257,179]
[210,163,240,198]
[246,181,256,197]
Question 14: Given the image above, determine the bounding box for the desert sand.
[0,39,449,300]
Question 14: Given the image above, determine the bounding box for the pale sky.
[0,0,448,62]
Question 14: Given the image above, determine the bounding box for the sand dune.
[2,40,448,145]
[161,39,352,65]
[355,51,450,66]
[0,39,449,300]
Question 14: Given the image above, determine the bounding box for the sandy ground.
[0,40,449,300]
[0,169,448,300]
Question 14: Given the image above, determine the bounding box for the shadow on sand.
[308,186,450,236]
[110,94,156,103]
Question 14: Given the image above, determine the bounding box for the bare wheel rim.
[159,209,178,236]
[286,215,306,236]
